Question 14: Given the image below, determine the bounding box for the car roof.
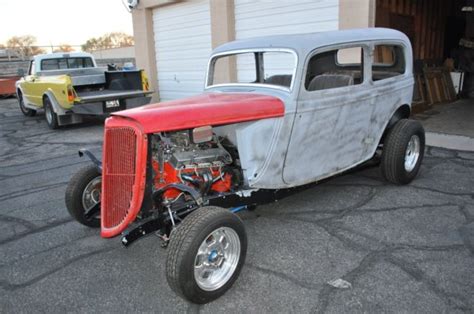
[212,28,410,56]
[32,52,93,61]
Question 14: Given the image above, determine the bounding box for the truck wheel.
[44,97,59,129]
[166,206,247,304]
[18,92,36,117]
[381,119,425,185]
[65,164,101,228]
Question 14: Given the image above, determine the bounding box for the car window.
[372,45,405,81]
[305,46,364,92]
[208,50,296,90]
[41,59,59,71]
[40,57,94,71]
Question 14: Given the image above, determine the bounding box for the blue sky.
[0,0,133,47]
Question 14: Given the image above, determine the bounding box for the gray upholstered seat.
[264,75,292,87]
[308,74,354,91]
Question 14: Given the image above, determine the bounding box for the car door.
[21,60,42,107]
[283,43,375,186]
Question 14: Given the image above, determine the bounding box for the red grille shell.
[101,116,148,238]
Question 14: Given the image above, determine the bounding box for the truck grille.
[101,117,148,238]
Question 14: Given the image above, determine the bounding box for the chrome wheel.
[194,227,241,291]
[404,135,420,172]
[81,177,101,214]
[45,104,53,124]
[19,97,27,113]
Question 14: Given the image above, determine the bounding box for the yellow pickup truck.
[16,52,152,129]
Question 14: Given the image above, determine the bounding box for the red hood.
[112,92,284,133]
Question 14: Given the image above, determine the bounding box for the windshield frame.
[205,48,298,93]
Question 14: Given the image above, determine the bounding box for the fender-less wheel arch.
[380,104,411,144]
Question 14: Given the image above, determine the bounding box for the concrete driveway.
[1,97,473,313]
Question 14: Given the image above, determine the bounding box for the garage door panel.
[153,0,211,101]
[236,22,339,39]
[235,1,337,18]
[234,0,339,80]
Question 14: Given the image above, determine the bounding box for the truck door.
[21,60,42,107]
[283,44,374,185]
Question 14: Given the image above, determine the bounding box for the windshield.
[207,50,296,90]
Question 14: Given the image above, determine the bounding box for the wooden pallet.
[422,66,456,105]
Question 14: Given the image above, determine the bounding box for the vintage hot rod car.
[65,28,424,303]
[16,52,152,129]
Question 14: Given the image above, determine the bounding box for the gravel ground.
[1,97,473,313]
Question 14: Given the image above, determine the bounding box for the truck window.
[305,46,363,91]
[40,57,94,71]
[372,45,405,81]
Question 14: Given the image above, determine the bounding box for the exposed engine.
[151,129,237,201]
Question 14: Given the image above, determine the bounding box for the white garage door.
[234,0,339,80]
[153,1,211,101]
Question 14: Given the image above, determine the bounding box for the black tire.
[65,164,101,228]
[381,119,425,185]
[18,91,36,117]
[43,97,59,129]
[166,206,247,304]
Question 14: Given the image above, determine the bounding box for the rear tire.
[381,119,425,185]
[65,164,101,228]
[18,92,36,117]
[44,97,59,129]
[166,206,247,304]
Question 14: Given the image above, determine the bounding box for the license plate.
[105,99,120,108]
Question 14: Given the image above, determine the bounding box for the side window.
[262,52,294,88]
[372,45,405,81]
[305,46,364,91]
[41,59,59,71]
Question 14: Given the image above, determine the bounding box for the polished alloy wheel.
[404,134,420,172]
[194,227,241,291]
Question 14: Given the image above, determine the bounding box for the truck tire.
[18,91,36,117]
[381,119,425,185]
[65,164,101,228]
[166,206,247,304]
[44,97,59,129]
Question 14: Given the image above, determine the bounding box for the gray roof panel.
[212,28,410,56]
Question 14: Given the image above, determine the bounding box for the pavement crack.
[246,263,320,291]
[0,214,37,230]
[0,217,73,245]
[0,247,115,291]
[388,255,472,311]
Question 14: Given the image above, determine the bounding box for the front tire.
[166,206,247,304]
[43,97,59,129]
[18,92,36,117]
[65,164,101,228]
[381,119,425,184]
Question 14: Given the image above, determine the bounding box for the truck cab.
[16,52,152,129]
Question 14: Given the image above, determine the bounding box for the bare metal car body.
[66,28,422,304]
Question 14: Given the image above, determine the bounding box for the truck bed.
[76,89,150,103]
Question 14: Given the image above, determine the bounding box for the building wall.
[91,46,135,60]
[132,0,375,102]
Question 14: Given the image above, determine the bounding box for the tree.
[53,44,75,53]
[6,35,45,59]
[81,32,134,52]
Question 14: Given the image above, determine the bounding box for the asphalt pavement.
[1,97,473,313]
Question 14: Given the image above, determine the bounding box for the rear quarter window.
[372,45,405,81]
